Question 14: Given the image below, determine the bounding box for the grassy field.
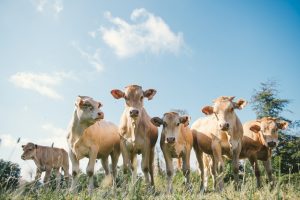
[1,169,299,200]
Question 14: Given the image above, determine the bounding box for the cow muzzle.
[97,112,104,120]
[267,141,276,148]
[219,122,230,131]
[21,155,25,160]
[166,137,176,144]
[129,109,139,118]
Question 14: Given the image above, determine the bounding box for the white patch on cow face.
[259,119,279,148]
[76,97,103,126]
[21,143,36,160]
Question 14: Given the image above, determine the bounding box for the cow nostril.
[130,110,139,117]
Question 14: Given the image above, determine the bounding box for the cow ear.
[75,96,84,107]
[111,89,124,99]
[180,115,190,127]
[144,89,156,100]
[151,117,163,127]
[234,99,247,110]
[277,121,289,130]
[250,124,261,133]
[35,144,38,149]
[202,106,214,115]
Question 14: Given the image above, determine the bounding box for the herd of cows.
[20,84,289,194]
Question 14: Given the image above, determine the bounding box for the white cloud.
[100,8,185,58]
[9,71,75,100]
[0,134,20,148]
[40,123,68,149]
[32,0,63,15]
[72,42,104,72]
[88,31,97,38]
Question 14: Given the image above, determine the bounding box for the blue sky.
[1,0,299,180]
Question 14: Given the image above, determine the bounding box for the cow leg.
[43,168,52,186]
[120,139,131,174]
[163,148,173,194]
[212,142,224,191]
[69,150,80,192]
[203,159,210,192]
[141,146,151,185]
[149,147,155,187]
[262,158,274,187]
[232,145,242,190]
[130,153,138,184]
[194,150,205,193]
[62,163,70,187]
[86,150,97,194]
[111,150,120,187]
[101,157,112,187]
[35,168,42,181]
[249,157,261,188]
[182,149,191,188]
[54,168,61,190]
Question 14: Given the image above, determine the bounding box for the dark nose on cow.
[267,141,276,148]
[220,122,230,131]
[98,112,104,119]
[130,110,139,118]
[166,137,176,143]
[21,155,25,160]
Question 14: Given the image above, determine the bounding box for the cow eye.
[140,96,144,101]
[176,122,180,126]
[163,122,167,128]
[98,103,101,108]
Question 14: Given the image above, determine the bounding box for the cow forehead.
[163,112,180,123]
[260,118,277,129]
[125,85,143,94]
[213,100,233,111]
[83,98,99,107]
[24,142,35,149]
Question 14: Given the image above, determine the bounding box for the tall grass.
[1,168,299,200]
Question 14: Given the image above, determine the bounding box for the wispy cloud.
[100,8,185,58]
[9,71,75,100]
[40,123,68,149]
[72,42,104,72]
[32,0,63,15]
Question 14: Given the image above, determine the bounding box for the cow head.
[21,142,37,160]
[202,96,247,131]
[75,96,104,127]
[249,117,289,148]
[151,112,190,144]
[111,85,156,124]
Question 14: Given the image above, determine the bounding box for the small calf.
[21,142,69,188]
[151,112,193,194]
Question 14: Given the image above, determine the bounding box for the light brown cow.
[111,85,158,187]
[151,112,193,194]
[21,142,69,188]
[67,96,120,193]
[240,117,289,187]
[192,96,247,192]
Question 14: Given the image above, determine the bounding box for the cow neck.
[32,146,43,168]
[70,110,88,140]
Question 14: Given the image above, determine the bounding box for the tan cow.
[67,96,120,193]
[21,142,69,189]
[192,96,247,192]
[240,117,289,187]
[111,85,158,187]
[151,112,193,194]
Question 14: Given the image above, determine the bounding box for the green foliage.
[0,159,20,191]
[251,80,290,119]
